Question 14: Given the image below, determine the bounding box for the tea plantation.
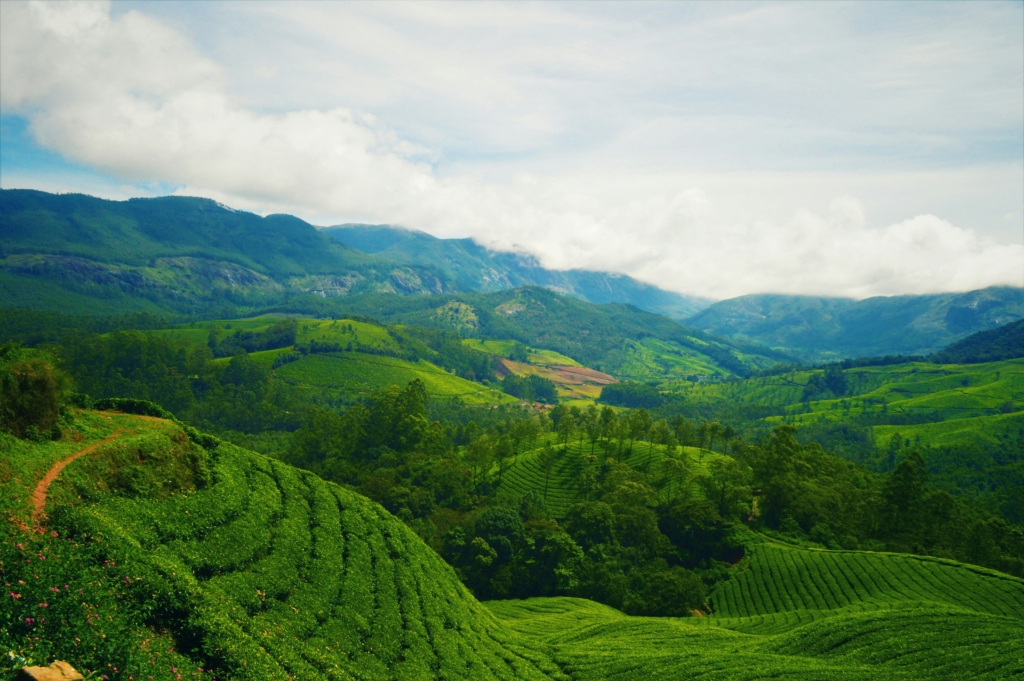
[3,412,1023,679]
[490,541,1024,680]
[497,440,725,517]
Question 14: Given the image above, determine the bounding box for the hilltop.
[324,223,713,319]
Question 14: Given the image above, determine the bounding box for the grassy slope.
[2,413,563,680]
[489,541,1024,680]
[0,189,457,316]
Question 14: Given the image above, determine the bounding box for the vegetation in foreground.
[2,408,1022,680]
[2,304,1023,679]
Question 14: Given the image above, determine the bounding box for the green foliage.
[0,343,70,439]
[324,223,712,319]
[931,318,1024,364]
[321,286,792,378]
[599,381,663,408]
[501,374,559,404]
[210,318,297,357]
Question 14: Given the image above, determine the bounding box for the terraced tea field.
[489,541,1024,680]
[496,440,726,517]
[5,413,1023,680]
[276,352,515,405]
[709,542,1024,621]
[27,422,565,681]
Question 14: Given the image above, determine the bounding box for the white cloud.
[1,1,1021,299]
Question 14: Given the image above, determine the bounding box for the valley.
[2,189,1023,680]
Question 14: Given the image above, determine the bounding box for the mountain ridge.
[323,223,714,319]
[686,288,1024,360]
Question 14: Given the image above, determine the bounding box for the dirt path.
[32,429,123,525]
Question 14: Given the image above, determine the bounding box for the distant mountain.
[931,318,1024,364]
[685,288,1024,360]
[0,189,456,315]
[323,224,713,319]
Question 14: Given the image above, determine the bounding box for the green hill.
[149,316,513,406]
[674,357,1024,438]
[276,353,512,405]
[931,318,1024,364]
[1,411,564,680]
[324,286,794,379]
[489,541,1024,680]
[0,189,456,316]
[323,224,713,319]
[686,288,1024,360]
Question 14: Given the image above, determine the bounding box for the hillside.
[322,286,795,379]
[1,411,565,680]
[931,318,1024,364]
[497,439,730,518]
[158,316,515,406]
[0,189,456,316]
[5,411,1023,680]
[324,224,713,319]
[686,288,1024,360]
[491,540,1024,680]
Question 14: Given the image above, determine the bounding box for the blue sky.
[1,1,1021,298]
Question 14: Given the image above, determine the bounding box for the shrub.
[0,354,69,439]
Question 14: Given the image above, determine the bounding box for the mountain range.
[2,188,1021,363]
[323,223,713,319]
[686,288,1024,360]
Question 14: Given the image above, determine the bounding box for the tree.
[564,501,617,550]
[647,419,674,469]
[530,531,584,595]
[0,350,69,439]
[660,455,692,503]
[600,406,617,446]
[583,404,601,455]
[494,434,514,484]
[697,421,710,460]
[627,408,652,455]
[540,444,559,501]
[824,364,847,396]
[558,411,576,449]
[671,414,694,447]
[628,567,706,617]
[465,434,495,487]
[880,450,928,539]
[696,458,752,520]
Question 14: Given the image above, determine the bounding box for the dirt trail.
[32,429,123,525]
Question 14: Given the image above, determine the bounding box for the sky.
[1,0,1022,300]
